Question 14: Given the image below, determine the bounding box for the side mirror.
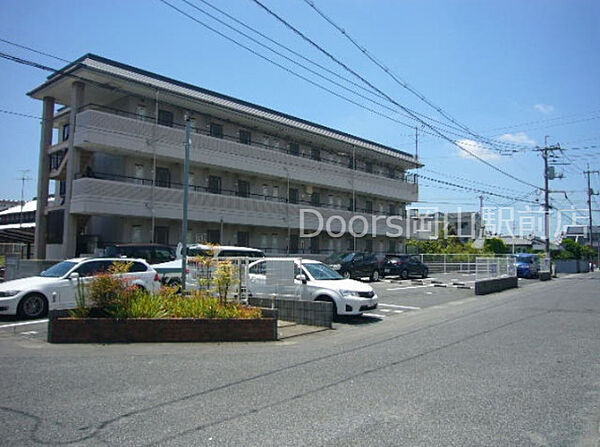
[68,272,80,280]
[295,274,307,284]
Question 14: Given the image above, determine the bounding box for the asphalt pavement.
[0,272,598,446]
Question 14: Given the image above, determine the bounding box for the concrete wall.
[248,297,333,328]
[555,259,590,274]
[5,255,60,281]
[474,276,518,296]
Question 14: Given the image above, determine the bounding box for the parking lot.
[0,272,541,343]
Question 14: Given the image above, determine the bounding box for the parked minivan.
[104,243,176,265]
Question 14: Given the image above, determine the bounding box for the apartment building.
[29,54,420,259]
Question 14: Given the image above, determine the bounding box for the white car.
[247,259,378,317]
[0,258,161,319]
[154,244,265,287]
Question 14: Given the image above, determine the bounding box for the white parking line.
[386,284,435,291]
[362,313,385,318]
[380,309,392,313]
[393,310,404,314]
[379,303,422,310]
[0,319,48,329]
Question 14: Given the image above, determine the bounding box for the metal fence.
[416,253,514,275]
[475,256,517,280]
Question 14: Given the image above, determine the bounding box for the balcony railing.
[78,103,417,183]
[75,171,402,216]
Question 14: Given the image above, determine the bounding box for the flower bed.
[48,259,277,343]
[47,313,277,343]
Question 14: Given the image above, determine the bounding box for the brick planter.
[48,315,277,343]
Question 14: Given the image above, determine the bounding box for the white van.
[153,244,265,287]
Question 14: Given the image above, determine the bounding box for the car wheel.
[400,269,409,280]
[343,271,351,279]
[370,269,380,282]
[422,269,428,279]
[17,293,48,319]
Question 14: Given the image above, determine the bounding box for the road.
[0,272,598,446]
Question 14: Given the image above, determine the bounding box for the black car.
[324,252,381,281]
[382,254,428,279]
[104,243,176,265]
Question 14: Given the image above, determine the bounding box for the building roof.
[565,225,600,235]
[29,54,421,166]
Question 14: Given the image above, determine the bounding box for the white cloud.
[456,139,501,161]
[498,132,536,146]
[534,104,555,114]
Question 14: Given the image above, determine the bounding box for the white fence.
[414,254,517,276]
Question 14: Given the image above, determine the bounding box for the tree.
[483,237,508,254]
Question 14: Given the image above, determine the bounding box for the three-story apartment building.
[29,54,421,259]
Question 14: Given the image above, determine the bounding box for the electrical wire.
[248,0,542,190]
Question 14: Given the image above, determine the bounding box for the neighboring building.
[408,211,482,244]
[562,225,600,249]
[0,198,55,256]
[0,200,20,212]
[29,54,420,259]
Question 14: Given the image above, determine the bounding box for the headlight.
[331,264,341,270]
[0,290,21,297]
[339,289,356,297]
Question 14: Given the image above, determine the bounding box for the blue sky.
[1,0,599,239]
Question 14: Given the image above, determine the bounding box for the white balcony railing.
[74,109,418,202]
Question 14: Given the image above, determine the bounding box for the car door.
[352,253,364,276]
[52,260,112,309]
[247,260,267,297]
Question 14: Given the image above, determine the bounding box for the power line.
[0,37,70,63]
[248,0,542,190]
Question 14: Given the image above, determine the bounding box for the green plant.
[110,289,168,319]
[87,262,133,312]
[213,260,238,303]
[69,276,90,318]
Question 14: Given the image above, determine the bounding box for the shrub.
[87,262,134,312]
[110,289,168,319]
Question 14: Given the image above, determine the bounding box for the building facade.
[29,54,420,259]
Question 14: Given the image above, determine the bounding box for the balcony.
[70,176,409,237]
[73,108,418,202]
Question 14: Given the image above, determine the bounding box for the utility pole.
[478,194,484,238]
[415,126,419,160]
[584,165,600,270]
[535,137,561,268]
[181,115,191,292]
[17,169,32,227]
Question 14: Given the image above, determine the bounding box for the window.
[134,164,144,185]
[76,260,113,277]
[365,200,373,214]
[158,109,174,127]
[289,188,299,204]
[262,184,269,200]
[348,197,355,212]
[153,248,174,263]
[311,192,320,207]
[289,234,299,253]
[289,142,300,156]
[154,226,169,245]
[210,123,223,139]
[131,225,142,243]
[239,130,251,145]
[365,239,373,252]
[348,156,354,169]
[188,172,195,189]
[62,124,70,142]
[156,167,171,188]
[389,203,396,216]
[387,239,396,253]
[136,105,147,120]
[366,162,373,173]
[208,176,222,194]
[310,237,320,254]
[249,260,266,275]
[311,147,321,161]
[47,210,64,244]
[237,231,250,247]
[388,167,396,179]
[207,229,221,244]
[272,186,279,200]
[237,180,250,198]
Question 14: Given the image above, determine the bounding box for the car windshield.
[39,261,77,278]
[304,263,344,280]
[324,253,354,264]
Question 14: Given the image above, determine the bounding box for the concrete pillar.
[62,81,85,258]
[34,96,55,259]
